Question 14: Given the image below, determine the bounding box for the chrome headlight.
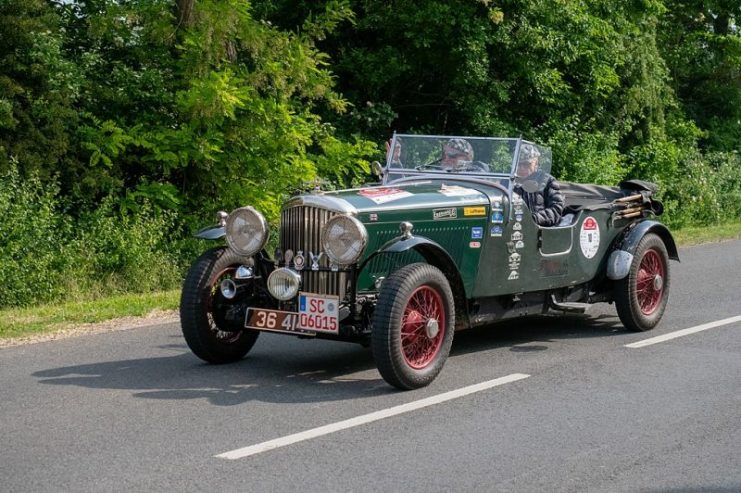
[267,268,301,301]
[321,215,368,266]
[225,206,269,257]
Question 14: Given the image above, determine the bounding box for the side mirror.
[371,161,384,180]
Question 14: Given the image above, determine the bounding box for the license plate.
[244,308,314,336]
[298,292,339,334]
[244,292,340,335]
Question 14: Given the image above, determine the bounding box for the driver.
[514,143,564,227]
[441,139,489,172]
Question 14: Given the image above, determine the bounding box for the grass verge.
[2,221,740,342]
[0,290,180,340]
[673,219,741,246]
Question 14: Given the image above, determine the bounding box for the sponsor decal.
[490,226,503,237]
[515,212,524,222]
[579,216,601,259]
[511,231,523,241]
[433,207,457,220]
[512,194,524,205]
[358,188,413,204]
[492,200,502,209]
[464,206,487,217]
[369,213,378,222]
[491,211,504,223]
[508,253,521,270]
[471,227,484,239]
[515,240,525,249]
[469,241,481,248]
[508,270,520,281]
[513,222,522,231]
[440,185,481,197]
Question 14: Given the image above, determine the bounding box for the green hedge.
[0,164,190,308]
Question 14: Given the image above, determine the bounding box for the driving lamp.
[267,268,301,301]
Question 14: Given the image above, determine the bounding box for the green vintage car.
[180,134,678,389]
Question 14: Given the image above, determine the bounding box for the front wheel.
[615,233,671,332]
[372,263,455,390]
[180,247,260,363]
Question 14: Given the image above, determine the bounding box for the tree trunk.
[177,0,194,28]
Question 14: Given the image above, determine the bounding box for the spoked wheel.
[372,263,455,390]
[180,247,260,363]
[400,286,446,369]
[615,233,671,332]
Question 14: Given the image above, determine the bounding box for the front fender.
[359,234,470,329]
[194,225,225,240]
[607,220,679,280]
[360,235,456,272]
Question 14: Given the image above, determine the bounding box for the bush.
[0,163,72,306]
[0,163,187,308]
[64,198,184,298]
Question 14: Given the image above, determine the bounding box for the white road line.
[625,315,741,348]
[215,373,530,460]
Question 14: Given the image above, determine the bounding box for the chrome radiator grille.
[279,205,348,298]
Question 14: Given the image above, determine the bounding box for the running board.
[548,294,590,314]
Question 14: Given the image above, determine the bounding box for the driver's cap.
[445,138,473,157]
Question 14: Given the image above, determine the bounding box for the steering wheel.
[414,163,442,171]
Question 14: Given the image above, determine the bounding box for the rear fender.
[607,220,679,280]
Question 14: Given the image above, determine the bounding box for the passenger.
[385,137,403,168]
[514,143,564,227]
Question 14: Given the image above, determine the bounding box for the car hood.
[307,181,494,214]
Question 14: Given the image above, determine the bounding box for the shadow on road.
[452,312,625,357]
[32,312,626,405]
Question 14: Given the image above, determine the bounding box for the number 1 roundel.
[579,216,600,259]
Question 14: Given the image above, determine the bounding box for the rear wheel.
[180,248,260,363]
[615,233,670,332]
[372,263,455,390]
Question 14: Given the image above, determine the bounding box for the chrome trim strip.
[283,195,357,215]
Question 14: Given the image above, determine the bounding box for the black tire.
[372,263,455,390]
[615,233,671,332]
[180,247,259,363]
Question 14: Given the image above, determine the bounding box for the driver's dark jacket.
[514,172,565,227]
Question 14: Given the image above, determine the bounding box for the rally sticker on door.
[579,216,600,259]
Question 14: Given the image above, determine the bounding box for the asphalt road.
[2,240,740,492]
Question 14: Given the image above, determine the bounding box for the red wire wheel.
[615,233,671,332]
[372,263,456,390]
[400,286,446,369]
[635,248,665,316]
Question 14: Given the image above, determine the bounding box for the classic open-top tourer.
[180,134,678,389]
